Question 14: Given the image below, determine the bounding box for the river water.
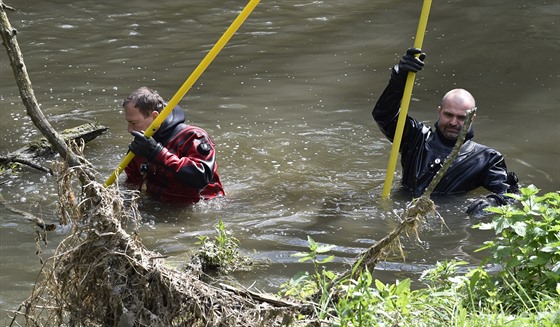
[1,0,558,321]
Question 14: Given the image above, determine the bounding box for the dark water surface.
[1,0,558,320]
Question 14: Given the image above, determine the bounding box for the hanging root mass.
[9,163,298,327]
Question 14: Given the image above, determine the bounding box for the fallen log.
[0,122,108,173]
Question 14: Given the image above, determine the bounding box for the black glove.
[466,194,508,216]
[506,171,520,193]
[397,48,426,73]
[129,131,163,161]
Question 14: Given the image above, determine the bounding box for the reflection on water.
[1,0,558,320]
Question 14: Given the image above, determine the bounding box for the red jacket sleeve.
[152,128,217,190]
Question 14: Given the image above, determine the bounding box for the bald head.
[437,88,476,140]
[440,88,476,110]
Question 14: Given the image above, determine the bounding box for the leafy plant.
[280,236,336,298]
[195,219,252,274]
[419,259,469,291]
[335,268,380,327]
[277,186,560,326]
[292,236,335,274]
[474,185,560,310]
[279,236,337,319]
[278,270,317,300]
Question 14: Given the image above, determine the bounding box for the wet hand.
[466,194,507,216]
[398,47,426,73]
[129,131,163,161]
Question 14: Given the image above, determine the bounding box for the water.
[1,0,558,321]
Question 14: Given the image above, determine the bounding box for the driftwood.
[1,3,88,173]
[0,122,108,173]
[0,2,14,12]
[219,282,312,313]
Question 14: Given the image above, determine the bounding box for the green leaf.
[316,244,336,254]
[475,240,496,253]
[485,206,508,215]
[496,245,512,257]
[512,221,527,237]
[540,245,559,253]
[307,236,318,251]
[374,279,386,291]
[317,255,335,264]
[322,270,336,280]
[552,262,560,275]
[520,184,540,197]
[494,217,511,234]
[292,252,310,258]
[297,256,312,263]
[530,226,547,237]
[395,279,411,294]
[530,254,550,266]
[505,256,521,269]
[292,252,313,263]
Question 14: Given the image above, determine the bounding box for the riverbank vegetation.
[274,185,559,326]
[179,184,559,326]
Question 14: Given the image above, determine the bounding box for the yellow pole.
[104,0,261,187]
[381,0,432,198]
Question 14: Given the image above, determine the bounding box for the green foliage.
[292,236,336,265]
[419,259,469,291]
[195,219,252,274]
[474,185,560,311]
[278,271,318,300]
[279,236,336,307]
[279,236,338,321]
[282,238,461,326]
[0,162,21,174]
[278,185,560,326]
[336,270,406,327]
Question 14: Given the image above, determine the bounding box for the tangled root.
[10,163,298,327]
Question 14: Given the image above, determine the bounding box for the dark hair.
[122,87,165,117]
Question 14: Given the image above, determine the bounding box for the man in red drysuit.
[123,87,224,204]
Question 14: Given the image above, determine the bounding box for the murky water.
[1,0,558,321]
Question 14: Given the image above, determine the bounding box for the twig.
[0,155,53,174]
[1,3,16,12]
[0,192,56,231]
[219,283,308,310]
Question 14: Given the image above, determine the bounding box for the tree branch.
[1,5,93,179]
